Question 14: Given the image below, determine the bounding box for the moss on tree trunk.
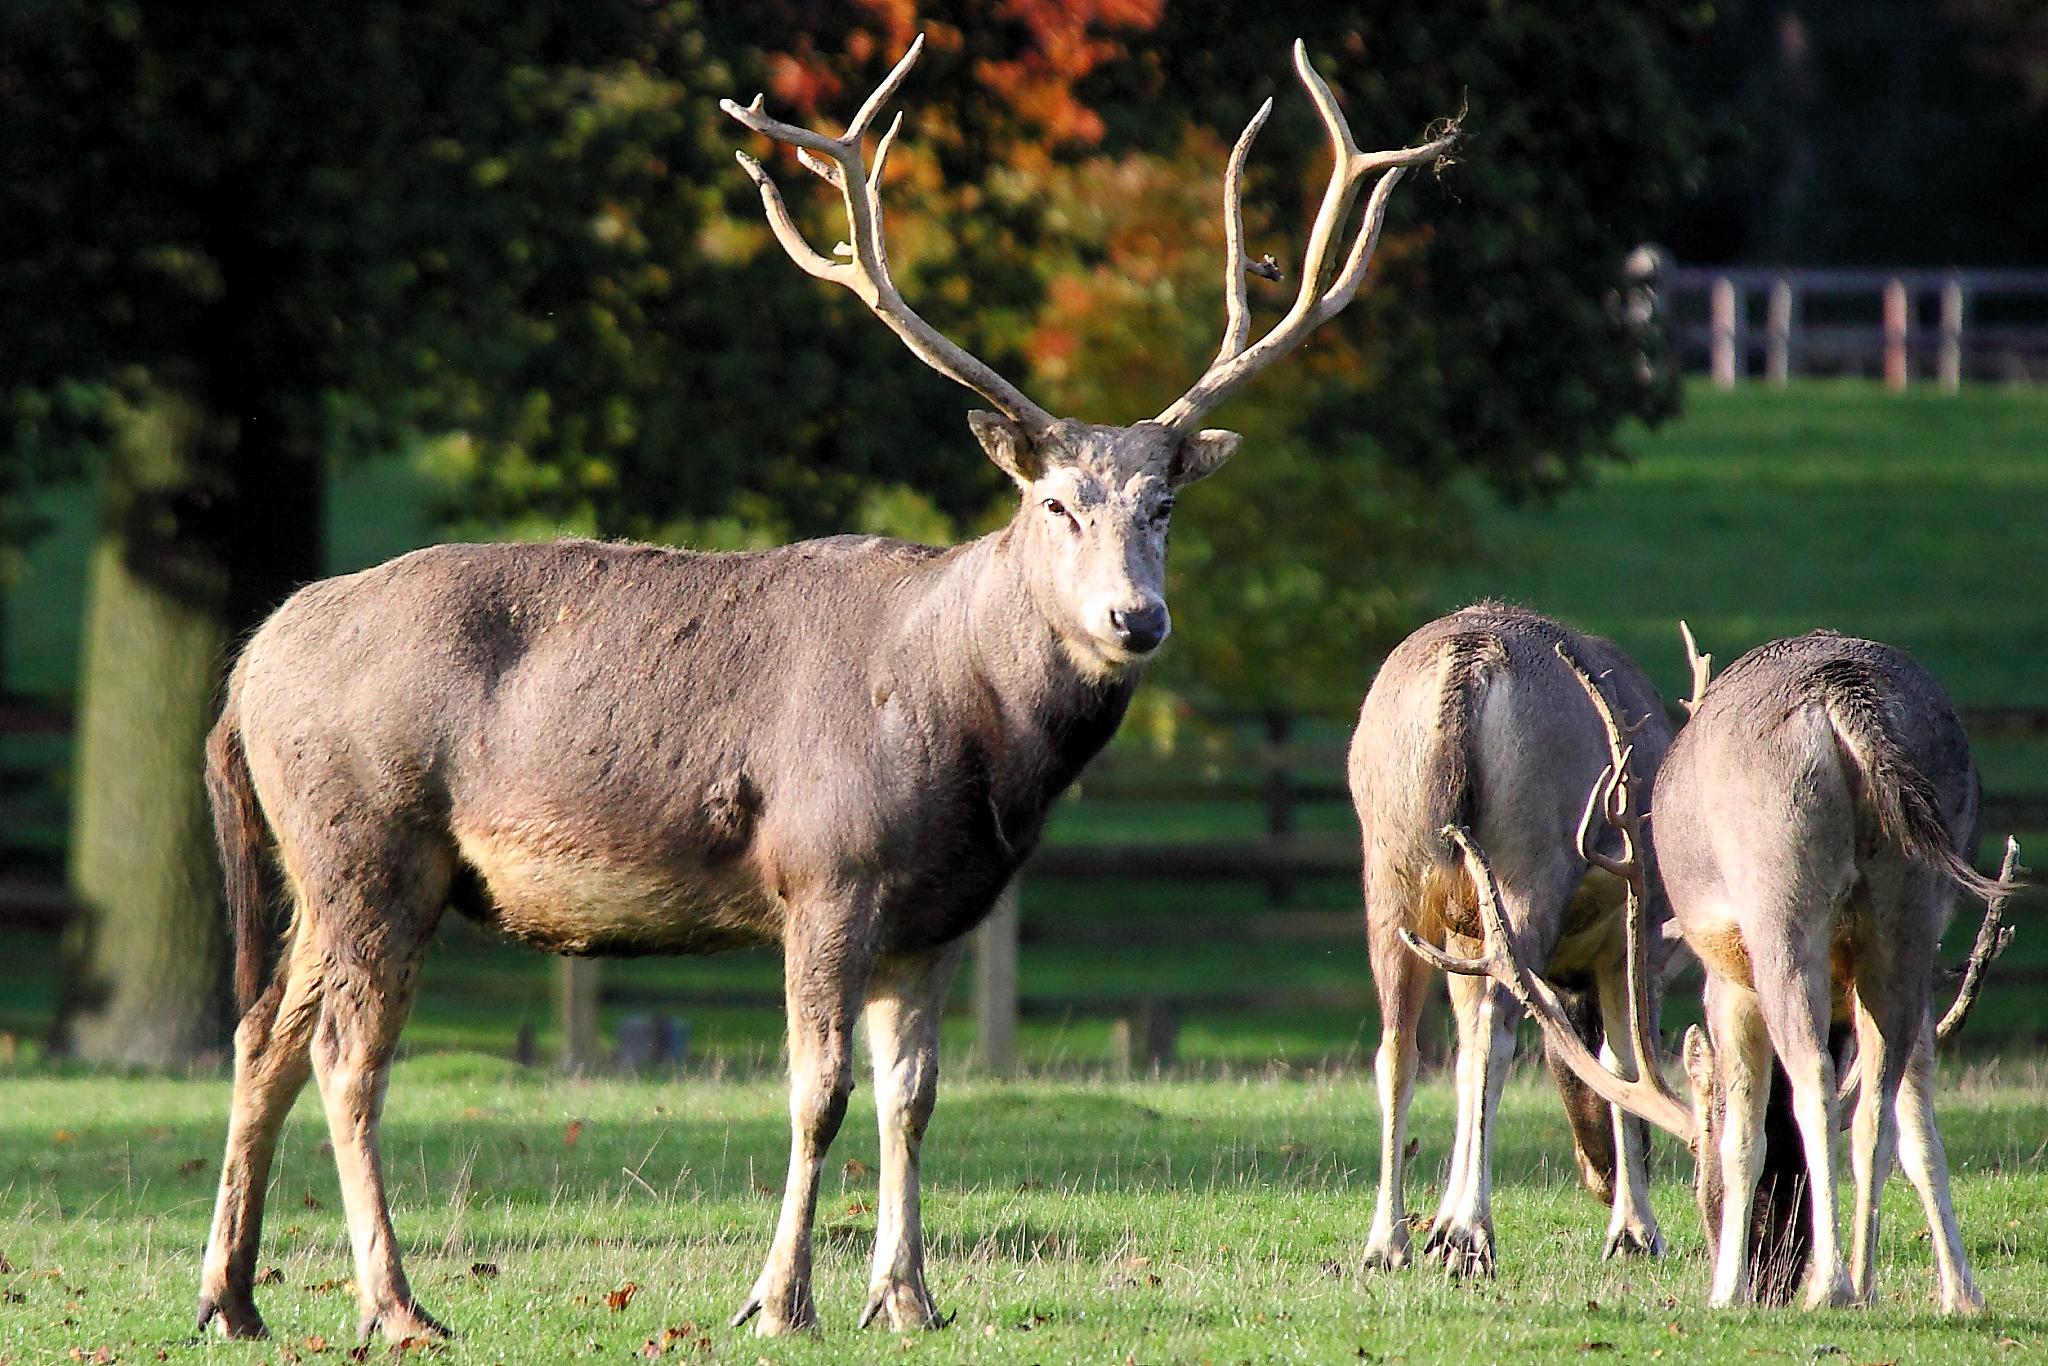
[55,392,233,1066]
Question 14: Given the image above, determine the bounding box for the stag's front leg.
[859,939,966,1331]
[734,886,876,1336]
[1594,965,1665,1260]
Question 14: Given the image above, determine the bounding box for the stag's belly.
[453,825,781,956]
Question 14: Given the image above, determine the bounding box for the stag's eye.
[1041,498,1077,529]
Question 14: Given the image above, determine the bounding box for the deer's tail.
[1422,631,1499,866]
[1819,663,2012,904]
[205,692,269,1016]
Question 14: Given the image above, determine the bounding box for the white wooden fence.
[1660,264,2048,389]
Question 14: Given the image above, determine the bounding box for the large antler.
[1836,836,2022,1117]
[1154,41,1460,432]
[1678,620,1712,715]
[721,36,1057,440]
[1401,825,1699,1148]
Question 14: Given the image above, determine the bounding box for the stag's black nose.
[1109,602,1169,653]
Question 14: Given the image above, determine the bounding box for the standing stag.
[194,36,1459,1342]
[1350,604,1678,1275]
[1430,629,2017,1313]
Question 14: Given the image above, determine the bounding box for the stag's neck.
[894,522,1136,761]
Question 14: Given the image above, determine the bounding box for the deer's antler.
[1679,620,1712,715]
[1400,824,1698,1147]
[1155,42,1460,432]
[721,35,1057,440]
[1836,836,2022,1119]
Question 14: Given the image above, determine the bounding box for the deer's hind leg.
[198,924,325,1338]
[1893,1011,1981,1313]
[1845,866,1937,1306]
[1362,862,1430,1272]
[299,838,453,1344]
[859,937,967,1332]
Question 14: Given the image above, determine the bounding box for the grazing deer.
[1349,604,1678,1275]
[1420,629,2017,1313]
[194,35,1459,1343]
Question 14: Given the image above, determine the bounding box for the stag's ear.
[968,410,1041,486]
[1682,1024,1715,1095]
[1170,428,1242,487]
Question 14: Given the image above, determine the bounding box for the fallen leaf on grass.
[845,1198,871,1216]
[301,1191,323,1210]
[606,1281,639,1312]
[176,1158,207,1177]
[0,1252,11,1273]
[1579,1343,1615,1354]
[564,1120,584,1148]
[255,1267,284,1285]
[304,1335,329,1353]
[842,1158,870,1178]
[468,1263,499,1279]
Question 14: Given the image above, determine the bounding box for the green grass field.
[4,1061,2045,1363]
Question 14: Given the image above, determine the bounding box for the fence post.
[1709,276,1740,388]
[1938,276,1966,393]
[974,879,1020,1075]
[1263,710,1297,905]
[558,956,601,1073]
[1883,277,1910,390]
[1765,277,1795,387]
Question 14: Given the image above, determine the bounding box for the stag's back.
[1349,603,1675,921]
[1653,631,1986,985]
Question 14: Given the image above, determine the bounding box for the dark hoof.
[196,1292,270,1340]
[358,1301,452,1345]
[1422,1221,1496,1278]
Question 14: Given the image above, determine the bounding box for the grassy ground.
[5,1061,2046,1364]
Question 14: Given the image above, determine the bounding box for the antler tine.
[1938,835,2023,1040]
[1551,639,1685,1150]
[1400,826,1698,1146]
[1679,619,1712,715]
[1156,41,1460,432]
[1216,97,1276,363]
[722,35,1058,438]
[1838,837,2021,1120]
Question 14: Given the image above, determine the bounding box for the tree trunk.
[54,390,237,1065]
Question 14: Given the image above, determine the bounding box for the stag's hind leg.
[1421,965,1519,1277]
[1894,1013,1982,1313]
[859,938,966,1332]
[1594,963,1666,1260]
[734,881,877,1336]
[1748,934,1850,1309]
[1362,866,1430,1272]
[198,927,324,1339]
[297,847,452,1344]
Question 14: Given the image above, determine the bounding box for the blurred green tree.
[2,0,1699,1059]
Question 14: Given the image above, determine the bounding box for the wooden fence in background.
[1659,265,2048,389]
[6,699,2044,1071]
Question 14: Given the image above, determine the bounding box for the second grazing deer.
[1355,604,1678,1275]
[1419,629,2017,1312]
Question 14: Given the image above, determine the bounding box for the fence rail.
[6,700,2044,1072]
[1659,263,2048,388]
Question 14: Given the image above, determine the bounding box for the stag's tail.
[1421,631,1498,866]
[1818,662,2012,904]
[205,694,269,1016]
